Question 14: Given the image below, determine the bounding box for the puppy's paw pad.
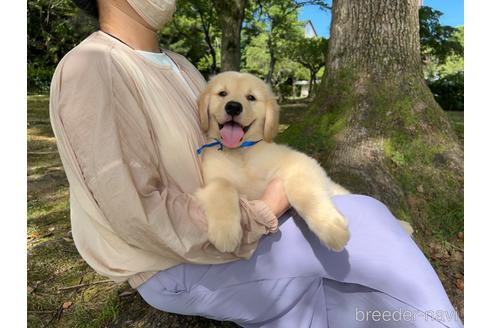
[208,221,243,253]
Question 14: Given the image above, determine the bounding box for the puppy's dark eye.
[246,95,256,101]
[218,91,228,97]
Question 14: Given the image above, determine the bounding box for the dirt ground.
[27,95,463,327]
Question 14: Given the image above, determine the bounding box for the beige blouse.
[49,31,278,288]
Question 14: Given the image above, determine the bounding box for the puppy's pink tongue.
[220,122,244,148]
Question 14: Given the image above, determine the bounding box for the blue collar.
[196,139,262,155]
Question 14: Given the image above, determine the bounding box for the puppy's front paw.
[208,219,243,253]
[315,213,350,252]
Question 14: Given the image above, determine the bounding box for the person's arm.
[260,178,291,218]
[53,48,279,259]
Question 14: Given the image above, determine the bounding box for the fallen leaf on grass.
[455,279,464,291]
[28,232,40,240]
[62,301,72,309]
[450,250,463,262]
[27,286,34,294]
[119,290,137,297]
[428,242,450,260]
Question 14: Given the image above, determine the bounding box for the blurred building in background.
[303,20,318,38]
[295,20,318,98]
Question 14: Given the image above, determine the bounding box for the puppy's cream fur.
[195,72,351,253]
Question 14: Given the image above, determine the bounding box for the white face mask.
[126,0,176,30]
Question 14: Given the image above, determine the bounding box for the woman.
[50,0,462,327]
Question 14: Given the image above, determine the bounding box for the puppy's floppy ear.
[198,87,211,132]
[263,94,280,142]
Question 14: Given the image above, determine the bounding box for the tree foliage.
[419,6,463,64]
[247,0,328,84]
[27,0,97,92]
[159,0,221,77]
[243,31,308,97]
[419,6,464,110]
[290,37,328,95]
[425,26,463,111]
[427,71,463,111]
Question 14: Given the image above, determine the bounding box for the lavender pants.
[137,195,463,328]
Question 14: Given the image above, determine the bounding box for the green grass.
[27,95,125,328]
[446,111,464,144]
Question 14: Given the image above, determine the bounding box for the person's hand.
[261,178,291,218]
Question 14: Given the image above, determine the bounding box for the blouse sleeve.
[53,46,277,260]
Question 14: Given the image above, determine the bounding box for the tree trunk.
[213,0,247,72]
[198,14,218,75]
[279,0,463,241]
[266,33,276,84]
[308,70,316,98]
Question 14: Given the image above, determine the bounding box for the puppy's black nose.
[225,101,243,116]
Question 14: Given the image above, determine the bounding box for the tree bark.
[266,33,276,84]
[308,70,316,97]
[279,0,463,241]
[213,0,247,72]
[197,10,218,75]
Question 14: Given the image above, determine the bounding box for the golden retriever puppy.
[194,71,351,253]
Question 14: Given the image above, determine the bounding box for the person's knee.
[356,196,413,234]
[360,195,391,214]
[334,194,390,215]
[332,194,401,230]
